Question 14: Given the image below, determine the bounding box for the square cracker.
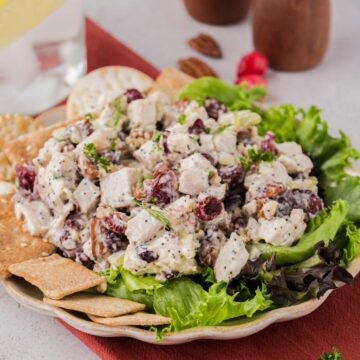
[4,115,84,166]
[0,194,55,279]
[8,254,104,299]
[44,293,145,317]
[149,67,193,100]
[0,114,42,181]
[88,312,171,327]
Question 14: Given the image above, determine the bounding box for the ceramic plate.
[2,105,360,344]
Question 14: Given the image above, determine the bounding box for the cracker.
[4,116,83,166]
[0,114,42,181]
[66,66,155,119]
[8,254,104,299]
[44,293,145,317]
[88,312,171,327]
[0,181,15,196]
[149,67,193,100]
[0,194,55,279]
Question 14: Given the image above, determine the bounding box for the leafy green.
[151,130,161,143]
[257,104,298,143]
[318,347,343,360]
[177,113,186,125]
[334,220,360,265]
[133,200,172,230]
[176,77,265,109]
[240,148,274,171]
[325,175,360,222]
[103,267,163,311]
[83,143,111,172]
[153,277,272,334]
[256,200,348,265]
[113,96,123,127]
[213,123,232,135]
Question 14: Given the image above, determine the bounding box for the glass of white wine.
[0,0,87,114]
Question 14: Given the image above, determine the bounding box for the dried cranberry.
[104,230,129,252]
[195,196,223,221]
[237,51,268,77]
[76,253,95,269]
[224,191,244,209]
[124,88,144,103]
[139,249,159,263]
[143,167,178,207]
[200,152,215,165]
[219,166,245,190]
[83,119,94,137]
[163,271,179,280]
[103,214,126,234]
[203,97,227,120]
[274,189,322,220]
[15,162,36,191]
[260,132,277,155]
[292,189,323,219]
[65,217,83,231]
[233,216,247,230]
[188,119,206,135]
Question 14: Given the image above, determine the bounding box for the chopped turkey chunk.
[179,169,209,195]
[77,128,114,152]
[180,153,214,171]
[100,167,139,208]
[73,178,100,213]
[127,98,157,130]
[15,201,51,236]
[214,232,249,282]
[134,140,163,169]
[166,132,199,155]
[125,209,165,243]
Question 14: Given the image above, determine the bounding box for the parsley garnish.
[113,96,123,127]
[133,200,171,230]
[151,130,161,143]
[83,143,111,172]
[213,123,231,135]
[190,135,199,143]
[85,113,94,121]
[240,148,274,171]
[205,127,211,134]
[318,347,342,360]
[177,114,186,125]
[111,138,118,151]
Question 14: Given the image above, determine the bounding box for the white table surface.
[1,1,359,359]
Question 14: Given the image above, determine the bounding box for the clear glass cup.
[0,0,87,115]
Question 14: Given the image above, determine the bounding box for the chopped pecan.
[177,57,218,78]
[187,33,222,58]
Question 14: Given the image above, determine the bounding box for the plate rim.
[3,104,360,344]
[2,255,360,345]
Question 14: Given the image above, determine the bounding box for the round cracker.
[0,114,42,181]
[66,66,155,119]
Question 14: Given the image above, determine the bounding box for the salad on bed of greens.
[15,75,359,337]
[99,78,360,337]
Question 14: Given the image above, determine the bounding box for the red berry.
[236,74,266,88]
[237,51,268,77]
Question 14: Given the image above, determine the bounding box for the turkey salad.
[13,77,360,335]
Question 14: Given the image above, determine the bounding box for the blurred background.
[1,1,360,359]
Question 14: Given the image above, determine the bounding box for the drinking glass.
[0,0,87,114]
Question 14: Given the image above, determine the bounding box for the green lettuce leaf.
[153,277,272,334]
[255,200,348,265]
[257,104,298,143]
[318,347,343,360]
[334,220,360,265]
[325,175,360,222]
[176,77,266,110]
[103,267,163,311]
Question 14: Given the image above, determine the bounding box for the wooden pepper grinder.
[252,0,331,71]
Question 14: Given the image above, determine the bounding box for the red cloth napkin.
[60,18,360,360]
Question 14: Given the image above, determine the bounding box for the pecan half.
[177,57,218,78]
[187,33,222,58]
